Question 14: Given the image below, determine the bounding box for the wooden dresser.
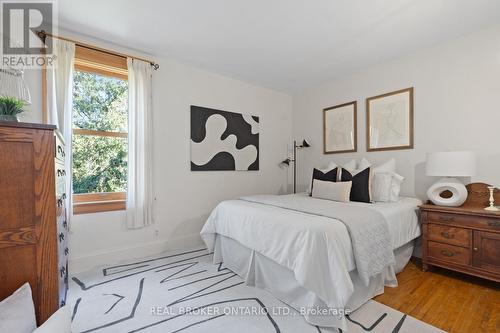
[0,121,69,325]
[420,183,500,282]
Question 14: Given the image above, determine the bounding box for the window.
[72,46,129,214]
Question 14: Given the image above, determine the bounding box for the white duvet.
[200,193,421,310]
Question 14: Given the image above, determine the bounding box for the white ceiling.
[58,0,500,92]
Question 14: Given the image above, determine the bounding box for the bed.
[200,193,422,331]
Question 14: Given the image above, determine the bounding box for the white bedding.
[200,193,421,326]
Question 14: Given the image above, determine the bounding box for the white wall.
[70,60,292,272]
[23,32,293,272]
[293,24,500,198]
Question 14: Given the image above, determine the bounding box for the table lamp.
[426,151,476,206]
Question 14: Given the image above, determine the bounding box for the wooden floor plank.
[375,259,500,333]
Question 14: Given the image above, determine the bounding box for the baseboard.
[69,233,204,274]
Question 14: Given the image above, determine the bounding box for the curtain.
[46,39,75,225]
[126,58,154,229]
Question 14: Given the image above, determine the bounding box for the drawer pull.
[60,266,66,278]
[473,247,478,251]
[64,247,69,255]
[441,249,455,257]
[439,216,455,222]
[62,220,68,229]
[57,145,65,157]
[440,231,454,239]
[58,232,65,242]
[487,221,500,227]
[57,198,63,207]
[62,193,66,200]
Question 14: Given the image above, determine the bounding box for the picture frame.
[366,87,414,152]
[323,101,357,154]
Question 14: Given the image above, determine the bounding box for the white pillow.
[312,179,352,203]
[306,162,338,194]
[361,157,396,173]
[372,173,393,202]
[360,158,404,201]
[390,172,405,202]
[342,159,357,172]
[0,283,37,333]
[33,306,71,333]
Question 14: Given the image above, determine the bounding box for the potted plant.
[0,96,25,122]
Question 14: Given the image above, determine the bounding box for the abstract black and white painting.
[190,105,259,171]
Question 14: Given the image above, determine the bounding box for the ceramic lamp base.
[427,177,468,207]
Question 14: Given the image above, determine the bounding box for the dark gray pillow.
[340,167,371,203]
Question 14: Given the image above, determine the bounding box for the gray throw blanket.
[240,194,396,286]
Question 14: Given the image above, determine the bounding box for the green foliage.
[72,71,128,194]
[0,96,24,115]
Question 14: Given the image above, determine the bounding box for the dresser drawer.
[428,212,500,231]
[428,241,471,266]
[428,224,471,247]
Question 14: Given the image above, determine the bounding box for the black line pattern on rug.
[128,298,280,333]
[71,298,82,322]
[102,248,207,276]
[103,293,125,315]
[392,314,407,333]
[168,271,234,291]
[77,278,145,333]
[73,253,212,290]
[159,262,199,281]
[217,262,229,272]
[346,313,387,331]
[162,269,207,282]
[167,273,240,306]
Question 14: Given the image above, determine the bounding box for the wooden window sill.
[73,200,126,215]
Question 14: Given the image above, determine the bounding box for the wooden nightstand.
[420,183,500,282]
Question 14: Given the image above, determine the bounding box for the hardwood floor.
[375,259,500,333]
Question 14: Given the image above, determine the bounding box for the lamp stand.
[293,140,297,194]
[427,177,468,207]
[281,140,310,194]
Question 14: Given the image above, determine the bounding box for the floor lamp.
[281,139,310,193]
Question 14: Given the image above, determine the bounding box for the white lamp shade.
[426,151,476,177]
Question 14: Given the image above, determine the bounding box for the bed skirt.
[213,234,414,330]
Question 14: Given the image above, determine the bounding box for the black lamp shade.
[302,140,310,148]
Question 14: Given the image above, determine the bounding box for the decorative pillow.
[340,167,371,203]
[342,159,357,172]
[312,179,352,203]
[372,173,393,202]
[306,163,338,195]
[360,158,404,201]
[309,166,338,195]
[390,172,405,202]
[0,283,37,333]
[33,306,71,333]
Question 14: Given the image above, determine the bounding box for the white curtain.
[126,58,154,229]
[46,39,75,224]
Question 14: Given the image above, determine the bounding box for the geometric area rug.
[69,248,445,333]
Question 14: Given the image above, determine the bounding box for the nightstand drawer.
[428,224,471,247]
[428,212,500,231]
[428,241,471,266]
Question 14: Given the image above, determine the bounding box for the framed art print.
[190,105,259,171]
[323,101,357,154]
[366,87,414,152]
